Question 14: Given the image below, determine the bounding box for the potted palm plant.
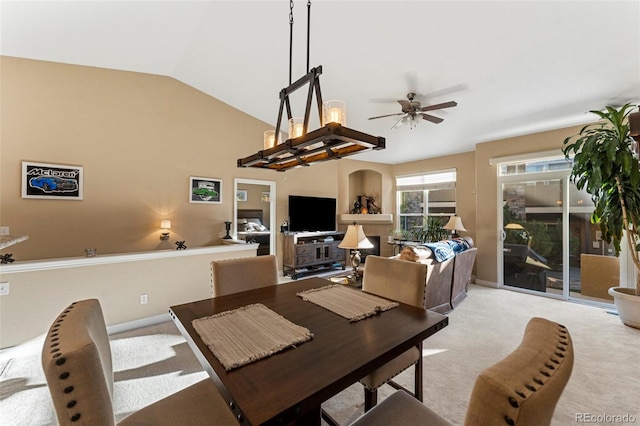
[562,103,640,328]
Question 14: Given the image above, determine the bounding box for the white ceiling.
[2,1,639,164]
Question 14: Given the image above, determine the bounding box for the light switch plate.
[0,227,9,236]
[0,282,9,296]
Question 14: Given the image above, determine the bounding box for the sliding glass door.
[497,157,617,305]
[501,174,565,295]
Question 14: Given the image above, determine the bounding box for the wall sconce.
[160,220,171,240]
[322,100,347,126]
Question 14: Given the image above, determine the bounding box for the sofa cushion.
[399,246,433,262]
[424,237,474,262]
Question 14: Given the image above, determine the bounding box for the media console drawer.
[296,245,316,256]
[296,254,316,266]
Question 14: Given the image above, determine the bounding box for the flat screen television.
[288,195,336,233]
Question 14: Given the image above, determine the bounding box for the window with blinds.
[395,170,457,233]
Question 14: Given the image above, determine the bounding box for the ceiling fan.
[368,93,457,129]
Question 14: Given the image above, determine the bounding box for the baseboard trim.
[107,313,171,335]
[474,279,499,288]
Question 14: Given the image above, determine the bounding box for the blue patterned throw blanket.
[423,238,471,262]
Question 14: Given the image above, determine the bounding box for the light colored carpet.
[1,284,638,425]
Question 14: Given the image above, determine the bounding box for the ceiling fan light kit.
[369,92,458,129]
[238,1,384,172]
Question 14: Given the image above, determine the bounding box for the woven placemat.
[297,284,399,322]
[192,303,313,371]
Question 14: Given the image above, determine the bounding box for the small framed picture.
[262,192,271,203]
[22,161,83,200]
[190,176,222,204]
[237,190,248,202]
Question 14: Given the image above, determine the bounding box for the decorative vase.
[608,287,640,329]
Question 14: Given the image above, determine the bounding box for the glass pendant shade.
[264,130,285,150]
[288,117,305,139]
[264,130,276,150]
[323,100,347,126]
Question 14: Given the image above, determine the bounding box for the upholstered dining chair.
[41,299,238,426]
[211,254,279,297]
[350,317,574,426]
[359,255,428,412]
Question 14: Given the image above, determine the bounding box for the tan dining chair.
[41,299,238,426]
[211,254,279,296]
[350,317,574,426]
[359,255,428,412]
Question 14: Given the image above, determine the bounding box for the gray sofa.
[393,245,477,313]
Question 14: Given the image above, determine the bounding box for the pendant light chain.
[289,0,294,85]
[306,1,311,73]
[288,1,312,84]
[238,0,385,171]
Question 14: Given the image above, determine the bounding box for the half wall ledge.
[0,244,259,273]
[338,214,393,224]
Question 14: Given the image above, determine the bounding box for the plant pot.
[608,287,640,329]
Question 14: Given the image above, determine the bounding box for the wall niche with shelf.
[339,169,392,224]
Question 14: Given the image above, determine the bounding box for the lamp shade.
[160,220,172,230]
[443,216,466,232]
[338,224,373,250]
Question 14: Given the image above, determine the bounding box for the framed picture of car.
[190,176,222,204]
[22,161,83,200]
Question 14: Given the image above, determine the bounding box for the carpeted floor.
[1,284,638,425]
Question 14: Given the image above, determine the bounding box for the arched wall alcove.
[348,169,383,213]
[338,168,393,224]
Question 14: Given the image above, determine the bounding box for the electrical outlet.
[0,282,9,296]
[0,227,9,236]
[140,294,148,304]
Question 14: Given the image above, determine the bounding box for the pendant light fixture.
[238,1,385,172]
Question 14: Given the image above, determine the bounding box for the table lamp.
[338,222,373,280]
[443,215,466,238]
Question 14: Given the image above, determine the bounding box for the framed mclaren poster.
[22,161,83,200]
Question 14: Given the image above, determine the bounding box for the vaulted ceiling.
[2,1,639,164]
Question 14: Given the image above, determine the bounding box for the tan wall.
[0,56,352,263]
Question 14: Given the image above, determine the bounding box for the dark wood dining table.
[169,277,449,426]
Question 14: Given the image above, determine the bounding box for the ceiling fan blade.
[368,112,404,120]
[420,101,458,112]
[420,113,444,124]
[391,116,408,130]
